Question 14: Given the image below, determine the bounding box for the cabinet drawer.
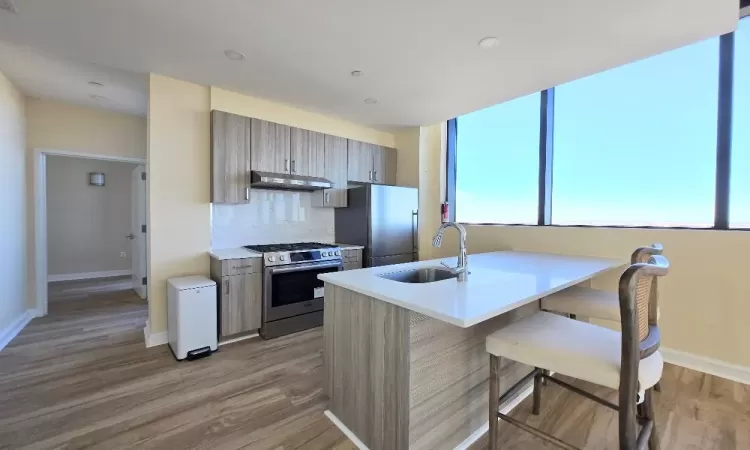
[221,258,261,275]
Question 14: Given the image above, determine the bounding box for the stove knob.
[267,256,275,262]
[280,255,286,261]
[324,251,330,257]
[335,251,341,256]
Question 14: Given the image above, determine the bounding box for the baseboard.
[0,309,36,352]
[218,332,259,347]
[48,270,132,282]
[324,378,535,450]
[143,320,168,348]
[661,347,750,386]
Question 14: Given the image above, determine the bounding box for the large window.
[447,15,749,230]
[455,93,540,224]
[730,18,750,228]
[552,37,719,227]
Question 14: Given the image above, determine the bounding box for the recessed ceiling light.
[88,81,104,87]
[364,98,377,105]
[90,94,107,101]
[478,37,499,49]
[351,70,364,77]
[224,49,246,61]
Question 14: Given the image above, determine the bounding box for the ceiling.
[0,0,739,127]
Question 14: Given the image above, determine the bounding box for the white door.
[131,165,147,299]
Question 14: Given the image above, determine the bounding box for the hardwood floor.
[1,278,748,449]
[0,278,353,450]
[470,365,750,449]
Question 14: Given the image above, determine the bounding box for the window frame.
[446,16,749,231]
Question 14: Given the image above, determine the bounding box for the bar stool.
[541,243,663,322]
[540,243,664,392]
[486,255,669,450]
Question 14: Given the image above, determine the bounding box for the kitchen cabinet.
[342,248,363,270]
[251,118,291,174]
[290,128,325,177]
[372,145,397,185]
[210,257,262,337]
[211,110,252,204]
[313,135,348,208]
[347,141,397,185]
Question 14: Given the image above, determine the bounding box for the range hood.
[250,171,334,191]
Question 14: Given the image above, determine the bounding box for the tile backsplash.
[211,189,335,249]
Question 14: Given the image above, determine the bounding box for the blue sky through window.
[455,93,540,224]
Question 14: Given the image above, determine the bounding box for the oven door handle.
[267,260,343,274]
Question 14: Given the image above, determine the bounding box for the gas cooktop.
[243,242,338,253]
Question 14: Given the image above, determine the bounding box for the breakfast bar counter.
[318,251,624,450]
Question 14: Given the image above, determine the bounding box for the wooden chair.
[541,243,664,392]
[486,255,669,450]
[541,243,663,322]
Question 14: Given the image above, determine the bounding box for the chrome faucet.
[432,222,468,282]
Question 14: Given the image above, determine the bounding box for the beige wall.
[394,128,420,188]
[210,87,395,147]
[0,72,28,331]
[26,98,146,159]
[147,74,211,334]
[46,155,137,276]
[414,121,750,369]
[25,98,147,312]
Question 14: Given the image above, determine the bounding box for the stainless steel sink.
[378,267,459,284]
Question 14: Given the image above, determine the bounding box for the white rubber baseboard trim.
[324,378,535,450]
[661,347,750,386]
[143,320,168,348]
[49,270,132,282]
[0,309,36,352]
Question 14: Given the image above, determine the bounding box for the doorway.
[34,149,147,317]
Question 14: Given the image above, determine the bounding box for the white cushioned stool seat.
[486,311,663,391]
[541,286,660,321]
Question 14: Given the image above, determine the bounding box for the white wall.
[46,155,137,277]
[212,190,334,249]
[0,71,28,332]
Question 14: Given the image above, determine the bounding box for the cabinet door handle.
[373,170,378,181]
[285,159,290,172]
[245,188,250,200]
[368,170,372,181]
[232,264,255,269]
[325,192,330,204]
[291,159,296,173]
[224,280,230,295]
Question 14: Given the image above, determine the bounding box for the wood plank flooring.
[0,278,353,450]
[1,277,748,449]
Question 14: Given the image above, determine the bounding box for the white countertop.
[332,243,364,250]
[208,248,262,260]
[318,251,625,328]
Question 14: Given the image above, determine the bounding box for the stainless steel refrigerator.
[334,184,418,267]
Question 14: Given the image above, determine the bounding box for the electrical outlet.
[120,252,127,258]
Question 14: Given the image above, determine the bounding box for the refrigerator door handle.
[411,210,418,253]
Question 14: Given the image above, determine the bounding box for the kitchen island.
[319,251,624,450]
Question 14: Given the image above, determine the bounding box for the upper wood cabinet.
[372,145,397,185]
[347,141,397,185]
[251,119,290,174]
[313,135,348,208]
[291,128,326,178]
[211,110,252,204]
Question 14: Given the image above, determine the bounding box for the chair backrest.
[618,255,670,358]
[630,243,664,264]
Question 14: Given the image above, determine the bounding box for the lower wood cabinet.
[219,272,262,337]
[210,257,262,337]
[342,248,363,270]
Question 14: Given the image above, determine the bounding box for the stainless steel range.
[243,242,342,339]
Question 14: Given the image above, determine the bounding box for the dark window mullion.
[715,32,734,229]
[446,118,458,222]
[538,89,555,225]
